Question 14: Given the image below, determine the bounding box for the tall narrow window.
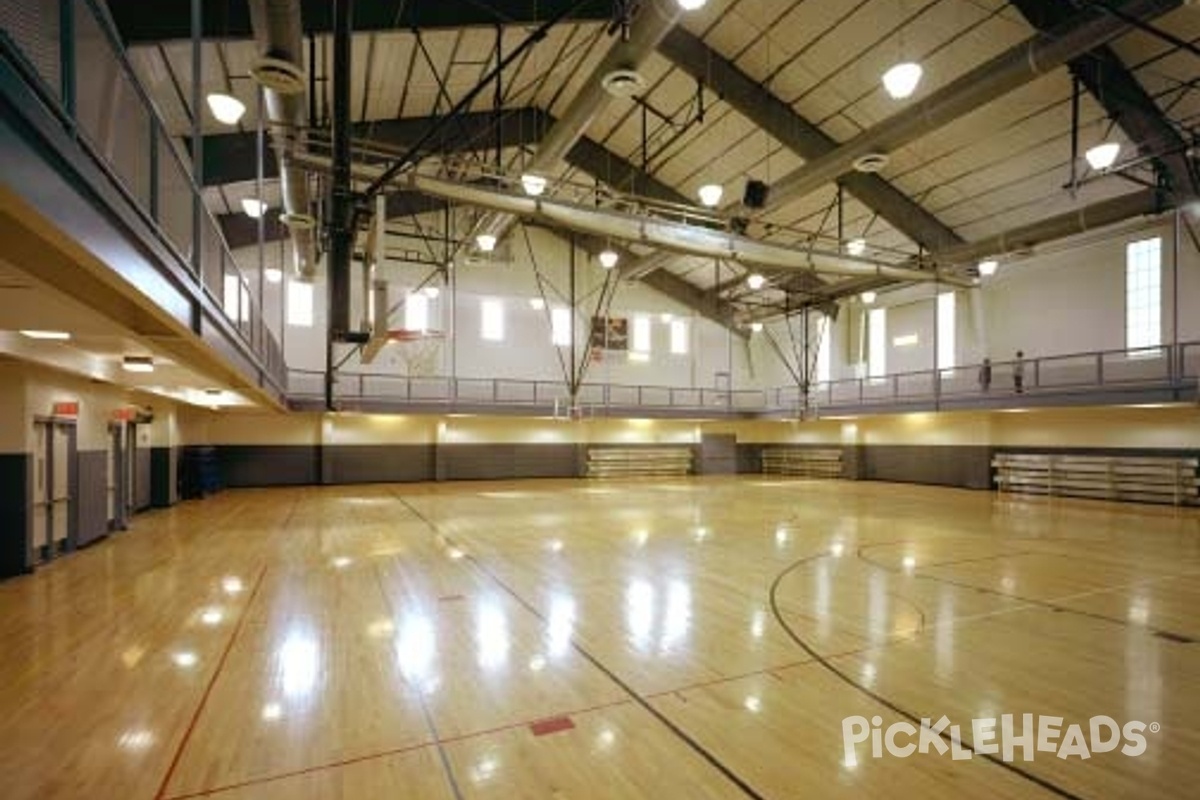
[868,307,887,378]
[937,291,956,369]
[404,292,429,332]
[816,314,831,383]
[481,299,504,341]
[631,316,652,354]
[551,307,572,346]
[1126,237,1161,349]
[670,319,689,355]
[287,280,313,327]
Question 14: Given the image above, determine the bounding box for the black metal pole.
[329,0,354,342]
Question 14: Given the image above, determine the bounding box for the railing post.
[1034,359,1040,389]
[1096,352,1104,386]
[59,0,76,123]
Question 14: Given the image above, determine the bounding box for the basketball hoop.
[386,329,445,376]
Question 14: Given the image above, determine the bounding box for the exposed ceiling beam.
[1007,0,1199,201]
[753,0,1181,213]
[568,233,747,338]
[657,28,964,253]
[473,0,683,245]
[107,0,613,44]
[198,108,547,186]
[929,188,1166,268]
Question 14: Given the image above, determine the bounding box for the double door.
[31,420,75,562]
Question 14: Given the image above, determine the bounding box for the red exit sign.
[52,401,79,418]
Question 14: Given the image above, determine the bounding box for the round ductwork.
[601,69,647,97]
[250,57,306,95]
[281,211,316,230]
[852,153,890,173]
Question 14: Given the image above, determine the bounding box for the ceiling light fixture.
[978,259,999,277]
[20,330,71,340]
[265,267,283,284]
[476,233,497,253]
[241,197,268,218]
[750,322,764,333]
[598,249,619,269]
[677,0,708,10]
[697,183,723,207]
[1085,141,1121,171]
[882,62,923,99]
[846,238,867,256]
[122,355,155,373]
[520,173,547,196]
[206,92,246,125]
[860,291,877,305]
[746,273,766,290]
[529,297,546,310]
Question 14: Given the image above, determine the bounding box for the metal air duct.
[247,0,317,280]
[758,0,1181,211]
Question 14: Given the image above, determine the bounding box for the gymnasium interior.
[1,0,1198,797]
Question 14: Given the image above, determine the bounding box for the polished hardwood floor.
[1,477,1198,799]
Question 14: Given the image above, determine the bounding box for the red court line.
[154,564,269,800]
[162,697,634,800]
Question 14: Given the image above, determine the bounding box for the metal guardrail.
[0,0,286,390]
[289,341,1200,416]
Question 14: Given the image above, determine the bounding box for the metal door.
[106,424,116,524]
[50,423,71,548]
[32,422,49,558]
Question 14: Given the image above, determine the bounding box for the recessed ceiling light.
[882,62,922,99]
[697,183,723,207]
[476,233,497,253]
[746,273,766,290]
[598,249,619,269]
[860,291,877,305]
[20,330,71,340]
[241,197,268,218]
[520,173,547,196]
[846,238,867,257]
[122,355,154,373]
[1085,142,1120,170]
[978,259,999,277]
[206,92,246,125]
[677,0,707,9]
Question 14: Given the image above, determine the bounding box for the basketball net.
[387,330,444,376]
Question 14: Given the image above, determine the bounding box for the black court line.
[855,544,1197,643]
[371,565,467,800]
[390,493,770,800]
[768,553,1089,800]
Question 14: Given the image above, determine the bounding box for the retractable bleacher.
[761,447,843,478]
[993,453,1199,506]
[587,447,693,478]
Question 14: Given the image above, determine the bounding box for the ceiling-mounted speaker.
[852,153,889,173]
[743,179,769,209]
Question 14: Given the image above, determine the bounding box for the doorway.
[31,419,77,564]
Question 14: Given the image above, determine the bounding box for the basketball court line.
[153,563,269,800]
[769,552,1089,800]
[392,492,773,800]
[371,565,466,800]
[855,543,1198,641]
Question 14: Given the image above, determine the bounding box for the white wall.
[255,225,771,393]
[246,211,1200,392]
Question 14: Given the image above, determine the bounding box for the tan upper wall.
[157,403,1200,452]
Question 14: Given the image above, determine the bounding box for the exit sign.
[52,401,79,418]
